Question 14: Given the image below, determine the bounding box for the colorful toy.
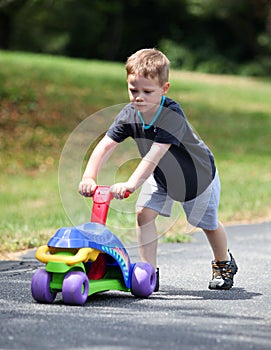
[31,186,156,305]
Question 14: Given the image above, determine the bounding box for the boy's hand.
[110,182,135,199]
[78,178,97,197]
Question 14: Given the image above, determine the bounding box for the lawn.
[0,51,270,254]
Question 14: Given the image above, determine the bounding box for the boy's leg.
[136,207,159,268]
[203,222,238,290]
[135,175,174,292]
[135,174,174,268]
[183,172,238,289]
[203,221,229,262]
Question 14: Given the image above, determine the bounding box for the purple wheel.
[131,262,156,298]
[31,269,56,303]
[62,271,89,305]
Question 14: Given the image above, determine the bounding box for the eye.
[129,88,138,94]
[144,90,152,94]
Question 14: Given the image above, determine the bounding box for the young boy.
[78,48,238,291]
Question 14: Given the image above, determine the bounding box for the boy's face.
[127,74,170,116]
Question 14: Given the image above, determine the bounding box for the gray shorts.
[136,171,220,230]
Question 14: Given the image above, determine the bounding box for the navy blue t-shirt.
[107,97,216,202]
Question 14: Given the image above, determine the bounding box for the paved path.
[0,222,270,350]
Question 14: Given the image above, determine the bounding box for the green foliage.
[162,233,192,244]
[0,0,270,76]
[159,38,271,76]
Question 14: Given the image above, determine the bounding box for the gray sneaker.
[209,251,238,290]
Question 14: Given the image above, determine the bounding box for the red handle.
[92,186,112,204]
[90,186,130,225]
[123,191,130,198]
[92,186,130,201]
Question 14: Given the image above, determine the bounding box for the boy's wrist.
[126,178,141,192]
[82,175,96,181]
[126,181,136,193]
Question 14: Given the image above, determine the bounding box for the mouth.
[134,102,146,106]
[134,103,148,110]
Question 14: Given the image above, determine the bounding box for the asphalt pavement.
[0,221,270,350]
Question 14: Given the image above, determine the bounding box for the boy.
[79,48,238,291]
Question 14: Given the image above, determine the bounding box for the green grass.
[0,51,271,253]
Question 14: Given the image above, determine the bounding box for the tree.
[0,0,270,75]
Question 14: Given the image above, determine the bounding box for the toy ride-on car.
[31,186,156,305]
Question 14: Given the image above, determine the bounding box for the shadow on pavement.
[158,287,262,301]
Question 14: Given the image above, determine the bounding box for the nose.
[135,95,143,102]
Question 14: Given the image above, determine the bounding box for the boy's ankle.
[214,251,231,262]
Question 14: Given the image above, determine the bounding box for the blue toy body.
[48,223,131,288]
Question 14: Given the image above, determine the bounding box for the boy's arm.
[111,142,171,198]
[78,135,118,196]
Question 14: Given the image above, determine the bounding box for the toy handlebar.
[123,191,130,198]
[91,186,130,225]
[92,186,130,200]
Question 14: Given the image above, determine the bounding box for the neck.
[137,96,165,130]
[141,105,160,121]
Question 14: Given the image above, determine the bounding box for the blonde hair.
[126,48,170,86]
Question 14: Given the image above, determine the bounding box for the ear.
[162,82,170,94]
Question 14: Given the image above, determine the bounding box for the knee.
[203,222,223,235]
[136,208,149,226]
[136,208,157,227]
[203,228,216,235]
